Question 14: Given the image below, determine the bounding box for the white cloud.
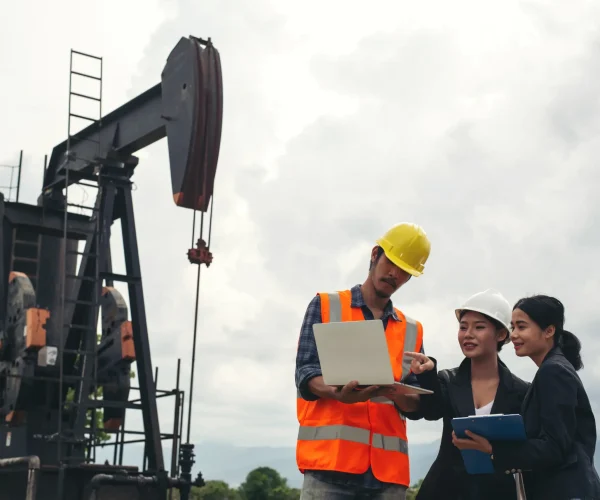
[3,0,600,482]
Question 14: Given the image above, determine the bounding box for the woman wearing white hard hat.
[403,289,530,500]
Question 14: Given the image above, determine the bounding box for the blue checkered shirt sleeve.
[295,295,323,401]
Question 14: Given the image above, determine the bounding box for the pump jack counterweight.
[0,35,223,500]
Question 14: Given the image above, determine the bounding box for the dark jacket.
[404,356,530,500]
[491,347,600,500]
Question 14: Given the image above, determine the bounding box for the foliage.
[65,384,110,445]
[406,478,423,500]
[169,467,301,500]
[238,467,300,500]
[196,480,241,500]
[168,480,240,500]
[64,331,136,448]
[169,467,421,500]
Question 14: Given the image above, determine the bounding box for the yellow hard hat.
[375,223,431,277]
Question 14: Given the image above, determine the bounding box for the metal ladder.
[9,227,41,290]
[0,150,23,202]
[56,48,104,499]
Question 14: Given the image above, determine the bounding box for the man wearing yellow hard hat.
[295,223,431,499]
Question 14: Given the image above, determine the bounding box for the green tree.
[238,467,300,500]
[170,467,301,500]
[196,480,241,500]
[169,480,240,500]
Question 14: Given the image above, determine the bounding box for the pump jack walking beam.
[44,35,222,213]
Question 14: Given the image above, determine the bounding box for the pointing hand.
[404,352,434,374]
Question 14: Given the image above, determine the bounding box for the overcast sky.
[2,0,600,476]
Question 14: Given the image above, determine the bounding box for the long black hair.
[513,295,583,370]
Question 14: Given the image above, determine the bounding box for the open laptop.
[313,319,433,395]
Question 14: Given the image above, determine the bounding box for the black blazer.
[404,357,530,500]
[491,347,600,500]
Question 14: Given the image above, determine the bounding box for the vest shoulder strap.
[318,291,351,323]
[398,312,422,354]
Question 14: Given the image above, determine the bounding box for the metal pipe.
[16,149,23,203]
[89,472,187,499]
[169,359,182,500]
[90,472,158,500]
[514,472,527,500]
[178,390,185,475]
[171,358,181,477]
[90,473,157,489]
[118,413,126,465]
[0,455,40,500]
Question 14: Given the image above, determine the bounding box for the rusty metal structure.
[0,34,223,499]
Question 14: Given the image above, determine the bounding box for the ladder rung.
[100,272,140,284]
[71,70,101,81]
[65,298,99,307]
[14,240,39,247]
[72,49,102,61]
[64,323,97,332]
[67,250,98,257]
[84,400,142,410]
[66,274,96,282]
[70,91,101,102]
[12,256,38,263]
[62,349,96,356]
[70,113,98,122]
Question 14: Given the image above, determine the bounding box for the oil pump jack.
[0,35,223,500]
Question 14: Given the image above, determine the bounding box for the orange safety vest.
[296,290,424,487]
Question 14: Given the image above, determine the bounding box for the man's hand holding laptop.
[307,377,396,403]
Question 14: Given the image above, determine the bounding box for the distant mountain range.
[96,437,600,489]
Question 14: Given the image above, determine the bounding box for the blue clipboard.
[451,414,526,475]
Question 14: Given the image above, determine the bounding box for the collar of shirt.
[350,284,401,322]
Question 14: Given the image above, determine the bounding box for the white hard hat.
[455,289,512,335]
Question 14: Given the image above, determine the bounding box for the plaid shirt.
[295,284,425,490]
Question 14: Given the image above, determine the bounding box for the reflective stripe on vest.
[401,315,419,378]
[298,424,408,454]
[327,292,343,322]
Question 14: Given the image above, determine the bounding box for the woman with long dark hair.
[452,295,600,499]
[403,289,530,499]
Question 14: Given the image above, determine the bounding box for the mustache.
[381,277,397,287]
